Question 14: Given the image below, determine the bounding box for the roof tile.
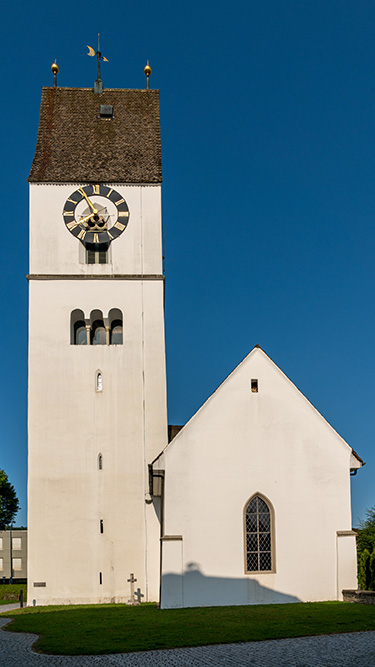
[28,87,162,183]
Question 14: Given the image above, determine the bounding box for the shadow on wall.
[161,562,301,609]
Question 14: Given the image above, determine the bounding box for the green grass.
[0,584,27,605]
[1,601,375,655]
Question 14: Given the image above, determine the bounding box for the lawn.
[1,601,375,655]
[0,584,26,606]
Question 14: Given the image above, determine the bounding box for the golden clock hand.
[79,212,98,224]
[81,192,98,215]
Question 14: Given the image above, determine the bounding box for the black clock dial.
[63,184,130,245]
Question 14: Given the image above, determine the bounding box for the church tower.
[27,65,167,604]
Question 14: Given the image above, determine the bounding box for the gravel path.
[1,617,375,666]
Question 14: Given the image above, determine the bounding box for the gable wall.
[159,349,356,607]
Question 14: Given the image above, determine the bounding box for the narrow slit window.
[98,454,103,470]
[99,572,103,585]
[251,379,258,393]
[96,372,103,392]
[100,519,104,534]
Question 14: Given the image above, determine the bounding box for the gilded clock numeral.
[67,221,79,230]
[114,221,126,231]
[64,188,129,243]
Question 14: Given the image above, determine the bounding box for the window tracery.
[244,494,274,573]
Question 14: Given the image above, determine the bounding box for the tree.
[0,469,20,530]
[357,506,375,556]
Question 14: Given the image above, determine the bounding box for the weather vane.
[87,34,108,94]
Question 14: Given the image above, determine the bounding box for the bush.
[370,549,375,591]
[358,548,371,590]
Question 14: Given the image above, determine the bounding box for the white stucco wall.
[157,347,358,608]
[29,183,163,276]
[28,183,167,605]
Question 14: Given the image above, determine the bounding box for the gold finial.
[51,60,59,87]
[144,60,152,90]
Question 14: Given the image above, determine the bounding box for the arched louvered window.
[108,308,123,345]
[111,320,123,345]
[91,321,106,345]
[89,310,106,345]
[244,494,274,573]
[70,309,87,345]
[74,322,87,345]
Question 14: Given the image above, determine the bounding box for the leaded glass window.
[245,495,272,572]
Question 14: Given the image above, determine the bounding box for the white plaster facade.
[153,347,361,608]
[28,183,167,604]
[27,87,362,610]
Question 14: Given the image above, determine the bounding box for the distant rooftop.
[28,87,162,183]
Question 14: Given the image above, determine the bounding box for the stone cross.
[127,573,137,604]
[134,587,144,603]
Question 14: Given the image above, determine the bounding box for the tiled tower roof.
[28,87,162,183]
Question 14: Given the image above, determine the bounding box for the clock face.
[63,184,130,245]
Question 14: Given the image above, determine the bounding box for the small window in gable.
[251,379,258,393]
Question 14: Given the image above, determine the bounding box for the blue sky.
[1,0,374,526]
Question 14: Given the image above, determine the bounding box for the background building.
[0,530,27,581]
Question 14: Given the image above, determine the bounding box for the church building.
[27,62,362,608]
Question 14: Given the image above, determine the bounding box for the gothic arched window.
[244,494,274,573]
